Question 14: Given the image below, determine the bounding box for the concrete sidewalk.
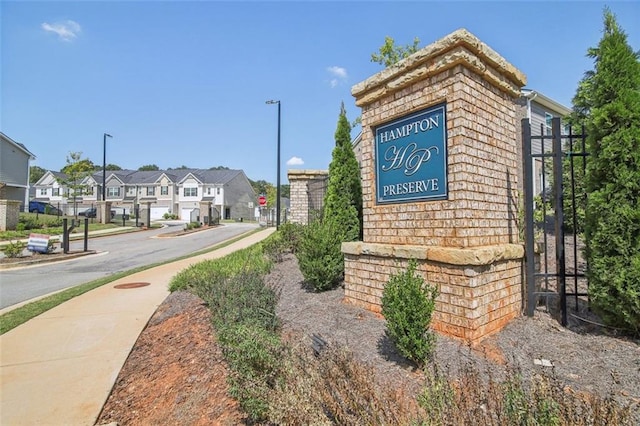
[0,227,276,426]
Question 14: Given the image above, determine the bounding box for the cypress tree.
[324,102,363,241]
[296,103,362,291]
[582,9,640,333]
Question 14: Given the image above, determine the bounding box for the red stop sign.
[259,195,266,206]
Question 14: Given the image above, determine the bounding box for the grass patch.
[0,227,265,335]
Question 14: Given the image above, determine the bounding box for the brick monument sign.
[343,29,527,342]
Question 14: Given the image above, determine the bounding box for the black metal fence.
[522,117,589,325]
[307,175,329,223]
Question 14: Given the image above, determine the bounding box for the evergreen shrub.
[381,260,438,367]
[296,219,344,292]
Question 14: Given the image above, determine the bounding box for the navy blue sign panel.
[375,103,448,204]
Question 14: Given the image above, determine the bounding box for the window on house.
[127,186,136,195]
[161,186,168,195]
[52,188,59,196]
[147,186,155,196]
[545,113,553,136]
[85,187,94,196]
[216,188,220,195]
[207,187,212,195]
[107,187,120,197]
[184,187,198,197]
[40,188,48,196]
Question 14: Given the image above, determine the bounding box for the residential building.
[0,132,36,209]
[517,89,572,197]
[32,168,257,221]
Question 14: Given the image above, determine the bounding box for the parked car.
[28,201,61,215]
[79,207,116,219]
[78,207,97,218]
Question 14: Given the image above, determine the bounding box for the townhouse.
[32,168,256,222]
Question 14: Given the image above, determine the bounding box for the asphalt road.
[0,222,259,310]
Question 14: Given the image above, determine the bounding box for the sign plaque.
[375,103,448,204]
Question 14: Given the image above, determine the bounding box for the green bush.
[169,244,271,292]
[277,222,303,253]
[296,219,344,291]
[217,322,284,421]
[2,240,26,258]
[381,260,438,367]
[578,10,640,333]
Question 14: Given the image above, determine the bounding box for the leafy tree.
[580,9,640,333]
[170,165,190,170]
[280,184,290,199]
[61,157,95,175]
[371,36,420,67]
[208,165,230,170]
[58,152,95,216]
[138,164,160,171]
[104,163,122,171]
[29,166,46,184]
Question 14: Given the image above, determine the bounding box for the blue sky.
[2,1,639,184]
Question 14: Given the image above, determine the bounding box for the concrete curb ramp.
[0,227,276,425]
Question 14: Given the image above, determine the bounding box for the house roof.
[521,89,571,116]
[1,132,36,159]
[94,169,245,186]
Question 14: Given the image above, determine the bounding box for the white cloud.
[42,20,81,41]
[286,156,304,166]
[327,66,348,88]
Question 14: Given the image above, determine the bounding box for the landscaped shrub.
[168,244,271,292]
[296,219,345,291]
[381,260,438,367]
[2,240,26,258]
[217,322,284,421]
[172,248,281,423]
[276,222,303,253]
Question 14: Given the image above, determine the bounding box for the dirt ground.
[97,255,640,425]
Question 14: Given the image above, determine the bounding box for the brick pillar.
[344,29,527,342]
[287,169,328,225]
[0,200,21,231]
[97,201,112,224]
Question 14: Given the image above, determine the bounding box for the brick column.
[0,200,21,231]
[287,169,328,225]
[344,29,527,342]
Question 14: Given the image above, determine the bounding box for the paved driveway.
[0,222,259,310]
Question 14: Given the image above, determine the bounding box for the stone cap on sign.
[342,241,524,266]
[351,28,527,106]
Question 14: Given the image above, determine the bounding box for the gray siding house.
[0,132,36,209]
[32,168,257,221]
[517,89,572,197]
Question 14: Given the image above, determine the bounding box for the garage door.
[150,207,170,220]
[181,208,199,222]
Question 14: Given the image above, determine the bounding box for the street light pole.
[266,100,281,228]
[102,133,112,201]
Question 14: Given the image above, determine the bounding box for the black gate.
[522,117,589,325]
[307,175,329,223]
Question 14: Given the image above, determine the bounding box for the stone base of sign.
[343,242,523,342]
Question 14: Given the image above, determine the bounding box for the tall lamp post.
[266,100,281,228]
[102,133,112,201]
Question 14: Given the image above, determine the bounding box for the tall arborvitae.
[582,9,640,333]
[296,102,362,291]
[324,102,363,241]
